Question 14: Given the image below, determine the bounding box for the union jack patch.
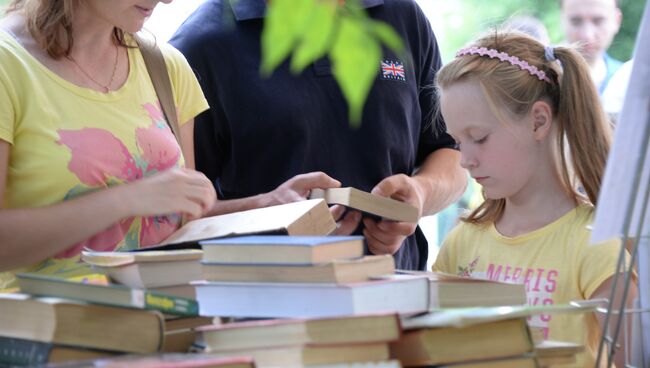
[381,59,406,82]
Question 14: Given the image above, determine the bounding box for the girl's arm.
[0,119,216,271]
[591,274,638,368]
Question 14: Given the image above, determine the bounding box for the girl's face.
[440,80,541,201]
[80,0,173,33]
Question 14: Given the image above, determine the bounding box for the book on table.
[48,353,255,368]
[200,235,364,265]
[397,270,526,308]
[431,354,538,368]
[309,187,419,223]
[0,336,120,366]
[195,275,429,318]
[202,255,395,284]
[162,316,216,353]
[16,273,198,317]
[390,304,595,367]
[195,313,401,352]
[81,249,203,288]
[390,316,534,366]
[535,340,584,367]
[0,293,163,354]
[141,199,335,250]
[207,342,390,368]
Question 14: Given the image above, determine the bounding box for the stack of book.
[194,313,403,367]
[80,249,215,353]
[389,304,592,367]
[0,273,202,366]
[390,307,537,367]
[195,235,429,318]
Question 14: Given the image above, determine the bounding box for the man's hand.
[329,205,362,235]
[364,174,423,255]
[265,172,341,206]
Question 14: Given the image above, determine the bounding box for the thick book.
[195,313,401,352]
[49,354,255,368]
[200,235,364,265]
[145,199,335,249]
[195,275,429,318]
[389,317,534,366]
[16,273,198,317]
[81,249,203,288]
[202,255,395,284]
[0,294,163,353]
[0,336,119,366]
[208,342,390,368]
[309,187,418,223]
[397,271,526,308]
[433,354,538,368]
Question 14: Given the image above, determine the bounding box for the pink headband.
[456,46,551,83]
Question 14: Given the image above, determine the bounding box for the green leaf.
[371,21,404,54]
[260,0,315,76]
[290,3,337,73]
[330,17,381,126]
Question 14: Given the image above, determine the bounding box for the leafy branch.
[261,0,404,126]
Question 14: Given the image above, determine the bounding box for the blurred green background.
[424,0,646,62]
[0,0,645,61]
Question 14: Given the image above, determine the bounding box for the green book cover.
[16,273,198,317]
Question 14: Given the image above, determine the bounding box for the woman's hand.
[121,167,217,220]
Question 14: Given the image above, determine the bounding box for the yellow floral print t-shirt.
[0,31,209,289]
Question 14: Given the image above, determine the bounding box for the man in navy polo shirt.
[170,0,466,270]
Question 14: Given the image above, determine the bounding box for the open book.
[137,199,336,251]
[309,187,419,223]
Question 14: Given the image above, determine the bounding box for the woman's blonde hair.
[436,31,612,224]
[5,0,128,58]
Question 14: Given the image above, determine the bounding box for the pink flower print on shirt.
[55,102,182,258]
[138,103,181,172]
[58,128,142,185]
[457,256,480,277]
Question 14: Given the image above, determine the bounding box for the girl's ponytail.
[553,47,612,205]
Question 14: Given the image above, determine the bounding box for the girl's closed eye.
[474,135,489,144]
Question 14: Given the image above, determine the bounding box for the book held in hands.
[309,187,419,223]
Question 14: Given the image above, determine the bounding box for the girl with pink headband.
[433,31,634,367]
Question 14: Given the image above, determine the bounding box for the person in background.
[170,0,467,270]
[433,31,635,367]
[560,0,624,94]
[502,14,551,45]
[0,0,217,290]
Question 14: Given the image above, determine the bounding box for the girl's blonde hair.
[436,32,612,224]
[5,0,128,58]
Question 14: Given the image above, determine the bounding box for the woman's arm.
[0,119,216,271]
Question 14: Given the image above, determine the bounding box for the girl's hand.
[121,167,217,220]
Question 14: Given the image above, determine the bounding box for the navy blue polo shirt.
[171,0,456,270]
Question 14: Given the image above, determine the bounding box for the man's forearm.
[413,148,466,216]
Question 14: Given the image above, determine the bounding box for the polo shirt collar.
[230,0,384,21]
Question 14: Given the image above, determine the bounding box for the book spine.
[0,336,52,366]
[144,290,199,317]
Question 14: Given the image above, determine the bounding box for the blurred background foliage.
[0,0,644,61]
[422,0,646,62]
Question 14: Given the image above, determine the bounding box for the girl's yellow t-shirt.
[0,31,209,289]
[434,205,626,368]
